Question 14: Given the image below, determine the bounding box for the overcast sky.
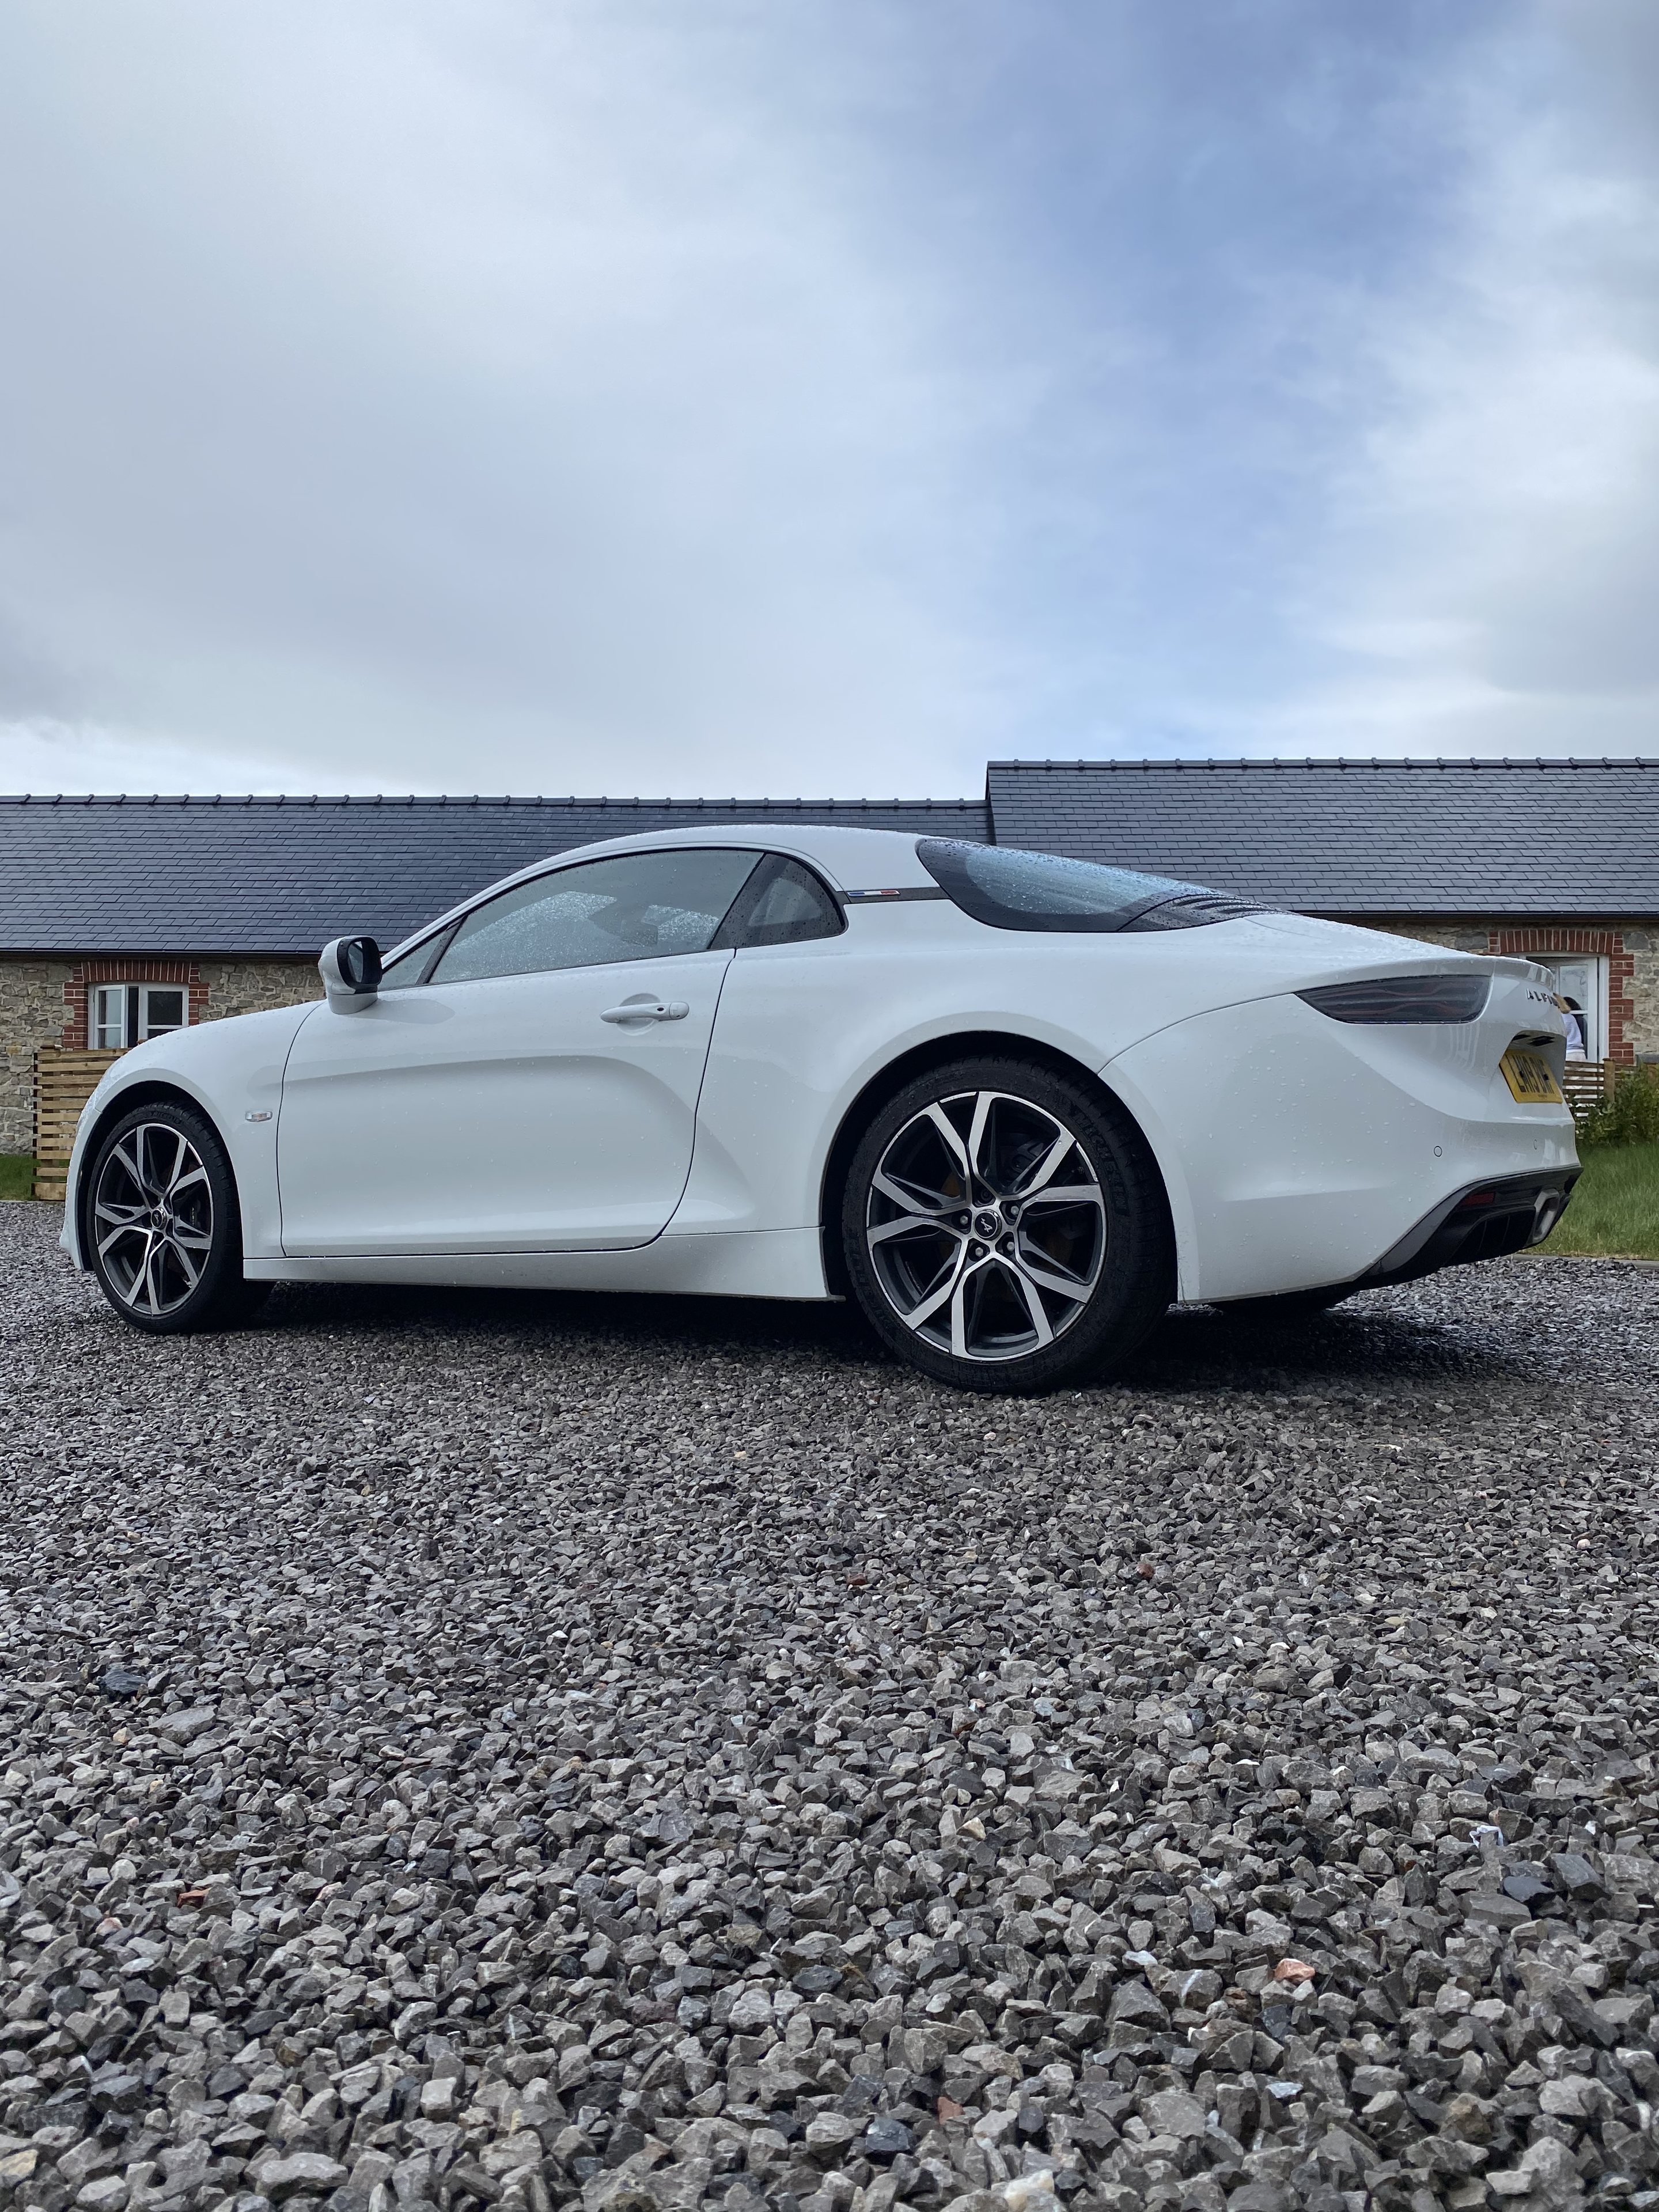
[3,1,1658,798]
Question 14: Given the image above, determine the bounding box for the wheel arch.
[816,1028,1175,1298]
[72,1079,240,1268]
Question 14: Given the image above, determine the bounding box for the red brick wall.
[1485,926,1635,1065]
[60,960,208,1047]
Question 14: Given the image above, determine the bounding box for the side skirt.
[243,1225,832,1300]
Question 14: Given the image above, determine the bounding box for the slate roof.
[0,794,990,955]
[987,759,1659,915]
[4,762,1656,955]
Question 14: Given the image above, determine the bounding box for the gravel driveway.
[3,1205,1657,2212]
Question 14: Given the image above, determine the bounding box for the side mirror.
[319,935,382,1009]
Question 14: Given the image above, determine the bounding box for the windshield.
[916,838,1254,933]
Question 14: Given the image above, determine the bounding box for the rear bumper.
[1200,1169,1580,1308]
[1206,1168,1580,1307]
[1104,988,1580,1301]
[1359,1168,1579,1287]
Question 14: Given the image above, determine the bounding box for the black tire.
[1217,1286,1353,1323]
[84,1100,268,1334]
[840,1055,1173,1393]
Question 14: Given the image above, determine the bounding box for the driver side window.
[428,848,761,984]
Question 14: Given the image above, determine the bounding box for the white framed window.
[1529,955,1607,1061]
[90,983,188,1050]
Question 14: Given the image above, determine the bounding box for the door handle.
[601,999,690,1024]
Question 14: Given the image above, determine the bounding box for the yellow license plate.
[1501,1047,1564,1105]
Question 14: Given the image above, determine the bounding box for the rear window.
[915,839,1259,934]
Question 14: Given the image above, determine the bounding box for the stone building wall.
[0,954,321,1157]
[0,960,77,1154]
[1360,918,1491,956]
[193,959,323,1025]
[1625,925,1659,1061]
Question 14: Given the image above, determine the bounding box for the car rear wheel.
[86,1102,269,1334]
[841,1055,1173,1393]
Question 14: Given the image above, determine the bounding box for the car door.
[277,846,762,1256]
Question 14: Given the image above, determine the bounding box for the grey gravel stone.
[3,1208,1659,2212]
[97,1669,149,1700]
[247,2149,349,2198]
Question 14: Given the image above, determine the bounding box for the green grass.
[0,1155,34,1200]
[1538,1141,1659,1259]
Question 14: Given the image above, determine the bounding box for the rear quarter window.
[916,839,1259,933]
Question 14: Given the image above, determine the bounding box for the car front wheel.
[841,1055,1173,1393]
[85,1102,268,1334]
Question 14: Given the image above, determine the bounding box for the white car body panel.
[60,822,1578,1306]
[60,1002,313,1267]
[276,949,733,1255]
[1105,978,1577,1300]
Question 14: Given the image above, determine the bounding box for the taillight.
[1298,974,1491,1025]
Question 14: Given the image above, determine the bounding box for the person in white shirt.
[1558,995,1587,1060]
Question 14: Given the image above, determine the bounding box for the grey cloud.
[1245,0,1659,749]
[0,1,997,793]
[2,1,1658,795]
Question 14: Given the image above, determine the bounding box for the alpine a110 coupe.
[61,825,1580,1392]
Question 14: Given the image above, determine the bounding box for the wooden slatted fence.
[33,1047,123,1203]
[1560,1059,1611,1124]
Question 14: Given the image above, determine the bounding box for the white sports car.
[62,824,1579,1392]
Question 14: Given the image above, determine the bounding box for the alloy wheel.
[865,1088,1107,1362]
[92,1122,215,1317]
